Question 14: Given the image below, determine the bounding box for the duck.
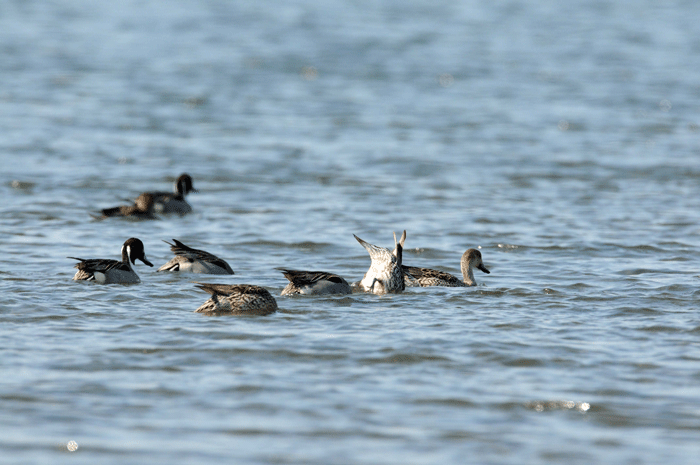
[354,230,406,294]
[194,283,278,315]
[277,268,352,296]
[68,237,154,284]
[403,248,490,287]
[97,193,157,219]
[146,173,197,215]
[157,239,234,274]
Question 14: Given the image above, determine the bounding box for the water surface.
[2,1,700,464]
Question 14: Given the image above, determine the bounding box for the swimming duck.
[277,268,352,296]
[69,237,153,284]
[403,248,490,287]
[146,173,196,215]
[354,230,406,294]
[98,193,157,219]
[194,283,278,315]
[157,239,234,274]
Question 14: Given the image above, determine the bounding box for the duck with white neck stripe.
[68,238,153,284]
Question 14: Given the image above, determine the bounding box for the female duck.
[98,193,157,219]
[277,268,351,296]
[194,283,278,315]
[69,238,153,284]
[403,248,490,287]
[157,239,234,274]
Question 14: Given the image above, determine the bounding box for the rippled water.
[2,0,700,463]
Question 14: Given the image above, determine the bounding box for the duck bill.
[478,264,490,274]
[140,256,154,267]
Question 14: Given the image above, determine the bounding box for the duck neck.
[121,245,133,267]
[176,179,188,197]
[461,261,475,286]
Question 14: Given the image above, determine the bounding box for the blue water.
[2,0,700,464]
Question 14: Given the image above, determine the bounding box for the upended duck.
[354,230,406,294]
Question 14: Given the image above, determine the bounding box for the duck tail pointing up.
[392,230,406,263]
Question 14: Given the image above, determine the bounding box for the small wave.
[412,397,475,408]
[360,353,452,364]
[502,358,545,367]
[619,268,657,276]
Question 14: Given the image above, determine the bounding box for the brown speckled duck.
[403,248,490,287]
[194,283,278,315]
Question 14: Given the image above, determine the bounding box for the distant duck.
[277,268,352,296]
[97,193,157,220]
[194,283,278,315]
[403,248,490,287]
[354,230,406,294]
[146,173,197,215]
[157,239,234,274]
[68,237,153,284]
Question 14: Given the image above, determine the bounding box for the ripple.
[619,268,659,275]
[611,306,663,316]
[501,358,545,367]
[637,325,686,333]
[412,397,475,408]
[360,353,452,364]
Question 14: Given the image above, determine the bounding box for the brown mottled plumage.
[194,283,277,315]
[403,248,490,287]
[98,193,157,219]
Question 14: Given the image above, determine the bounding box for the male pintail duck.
[194,283,278,315]
[354,230,406,294]
[277,268,352,296]
[157,239,234,274]
[97,193,157,219]
[146,173,196,215]
[403,248,490,287]
[69,237,154,284]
